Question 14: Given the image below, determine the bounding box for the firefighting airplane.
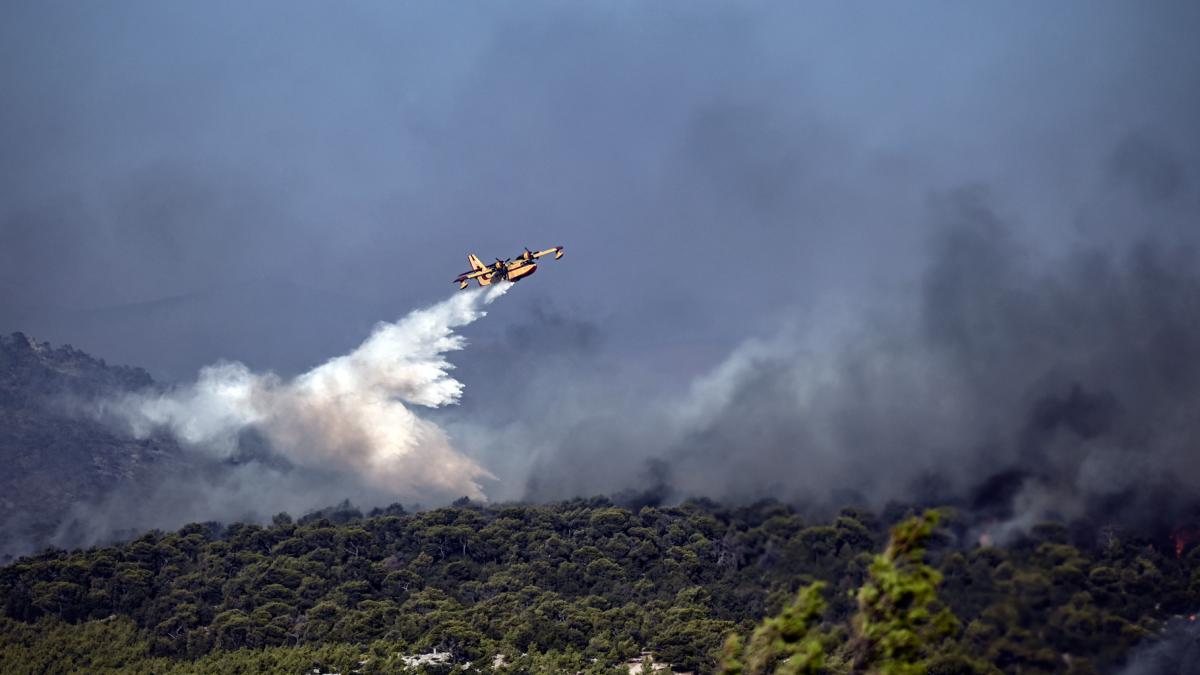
[454,246,564,289]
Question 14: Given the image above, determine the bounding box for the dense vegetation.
[2,497,1196,673]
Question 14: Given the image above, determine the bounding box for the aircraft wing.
[454,269,491,282]
[528,246,564,260]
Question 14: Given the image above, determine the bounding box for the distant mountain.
[0,332,183,561]
[0,278,383,381]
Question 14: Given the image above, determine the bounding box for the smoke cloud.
[1,1,1197,558]
[1117,616,1200,675]
[89,284,509,526]
[460,188,1200,541]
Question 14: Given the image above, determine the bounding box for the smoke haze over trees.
[0,0,1199,552]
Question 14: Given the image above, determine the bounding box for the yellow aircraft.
[454,246,564,289]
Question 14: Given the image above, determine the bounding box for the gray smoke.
[48,285,510,550]
[1117,616,1200,675]
[457,186,1200,538]
[1,2,1199,549]
[3,2,1197,382]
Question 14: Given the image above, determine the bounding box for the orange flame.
[1170,528,1200,559]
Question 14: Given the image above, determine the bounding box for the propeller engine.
[493,258,510,280]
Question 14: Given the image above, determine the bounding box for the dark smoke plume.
[491,189,1200,542]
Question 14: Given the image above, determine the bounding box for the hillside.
[0,332,183,560]
[1,278,384,381]
[2,499,1195,673]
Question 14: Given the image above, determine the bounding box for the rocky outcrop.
[0,333,181,561]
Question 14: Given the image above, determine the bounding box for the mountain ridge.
[0,332,183,561]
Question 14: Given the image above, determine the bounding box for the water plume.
[107,283,511,501]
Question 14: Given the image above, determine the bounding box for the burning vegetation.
[1170,527,1200,559]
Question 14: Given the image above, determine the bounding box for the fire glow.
[1169,528,1200,559]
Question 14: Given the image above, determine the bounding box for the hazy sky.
[3,1,1196,380]
[3,2,1200,550]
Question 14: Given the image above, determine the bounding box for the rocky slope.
[0,332,181,561]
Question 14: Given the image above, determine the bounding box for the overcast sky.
[3,1,1196,381]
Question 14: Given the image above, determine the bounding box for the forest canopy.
[1,498,1195,674]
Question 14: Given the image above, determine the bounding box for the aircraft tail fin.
[468,254,486,271]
